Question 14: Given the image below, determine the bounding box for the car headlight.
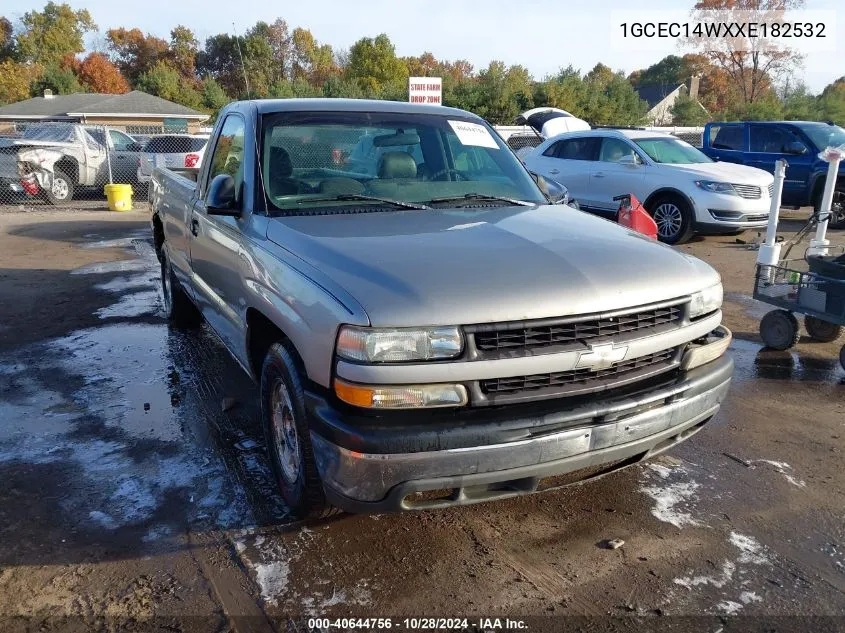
[695,180,736,195]
[336,325,464,363]
[689,282,723,319]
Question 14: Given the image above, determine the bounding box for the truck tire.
[649,194,694,244]
[260,342,338,520]
[161,248,202,328]
[43,169,75,205]
[814,186,845,229]
[804,315,842,343]
[760,309,800,350]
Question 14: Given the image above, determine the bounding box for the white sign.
[448,120,499,149]
[408,77,442,105]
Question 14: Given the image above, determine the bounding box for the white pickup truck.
[0,123,141,204]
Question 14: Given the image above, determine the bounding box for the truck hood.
[266,205,720,327]
[667,161,774,187]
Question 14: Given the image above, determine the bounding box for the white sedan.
[523,129,775,243]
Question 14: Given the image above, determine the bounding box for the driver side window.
[109,129,133,151]
[599,138,638,163]
[206,116,246,203]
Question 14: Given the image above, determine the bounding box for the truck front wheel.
[44,169,75,205]
[261,342,337,520]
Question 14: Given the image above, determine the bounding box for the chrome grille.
[767,183,774,198]
[732,184,762,199]
[472,304,683,354]
[479,349,677,396]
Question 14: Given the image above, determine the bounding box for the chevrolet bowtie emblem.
[576,343,628,371]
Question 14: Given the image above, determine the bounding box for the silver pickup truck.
[150,99,733,519]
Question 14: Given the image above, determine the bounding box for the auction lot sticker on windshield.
[448,120,499,149]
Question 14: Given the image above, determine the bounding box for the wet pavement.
[0,210,843,631]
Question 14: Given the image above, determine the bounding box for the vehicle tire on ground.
[161,248,202,328]
[43,168,75,205]
[804,315,843,343]
[760,309,800,350]
[648,194,694,244]
[260,342,338,520]
[814,185,845,230]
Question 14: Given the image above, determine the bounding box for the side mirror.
[617,154,641,167]
[783,141,807,155]
[206,174,240,216]
[534,173,571,205]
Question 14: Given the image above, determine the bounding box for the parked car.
[0,123,141,204]
[137,134,210,185]
[702,120,845,228]
[523,129,775,244]
[150,98,733,519]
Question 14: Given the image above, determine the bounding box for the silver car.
[137,134,209,184]
[150,99,733,520]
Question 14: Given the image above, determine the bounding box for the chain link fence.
[0,120,210,210]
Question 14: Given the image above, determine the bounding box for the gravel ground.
[0,205,843,633]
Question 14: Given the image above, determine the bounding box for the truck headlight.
[695,180,736,195]
[334,379,468,409]
[336,325,464,363]
[689,282,723,319]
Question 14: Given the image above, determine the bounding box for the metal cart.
[754,253,845,370]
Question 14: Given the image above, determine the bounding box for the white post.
[104,126,113,185]
[757,158,788,266]
[808,147,844,257]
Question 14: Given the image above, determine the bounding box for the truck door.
[189,114,247,353]
[107,129,140,184]
[706,123,746,165]
[748,124,812,205]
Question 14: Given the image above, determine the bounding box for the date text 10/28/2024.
[307,618,528,630]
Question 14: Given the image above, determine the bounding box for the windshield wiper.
[426,193,533,207]
[293,194,428,210]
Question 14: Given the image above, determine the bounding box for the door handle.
[549,168,560,175]
[594,172,606,178]
[190,218,200,236]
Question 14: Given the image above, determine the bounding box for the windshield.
[260,111,546,212]
[22,124,77,143]
[634,137,713,164]
[798,123,845,150]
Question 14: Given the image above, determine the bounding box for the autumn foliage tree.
[74,52,129,93]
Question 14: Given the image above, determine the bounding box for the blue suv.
[701,121,845,227]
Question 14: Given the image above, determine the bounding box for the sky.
[3,0,843,93]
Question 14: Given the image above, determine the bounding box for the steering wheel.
[428,168,471,182]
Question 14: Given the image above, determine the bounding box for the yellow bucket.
[104,183,133,212]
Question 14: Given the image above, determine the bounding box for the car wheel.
[804,315,842,343]
[260,342,338,520]
[814,186,845,229]
[760,310,800,350]
[161,247,202,328]
[44,169,74,205]
[649,195,694,244]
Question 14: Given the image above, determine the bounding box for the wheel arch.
[53,157,79,184]
[245,308,308,384]
[643,187,696,214]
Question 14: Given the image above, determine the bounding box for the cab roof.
[238,98,481,120]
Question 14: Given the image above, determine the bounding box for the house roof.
[0,91,207,119]
[635,84,684,109]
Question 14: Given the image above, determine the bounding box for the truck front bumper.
[307,354,733,513]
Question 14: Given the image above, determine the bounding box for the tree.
[169,26,198,79]
[0,60,39,104]
[630,55,685,90]
[31,62,81,95]
[136,59,202,108]
[197,34,244,97]
[346,34,407,92]
[685,0,805,104]
[107,27,168,84]
[75,52,129,93]
[780,80,820,121]
[0,17,14,59]
[15,2,95,67]
[200,77,229,111]
[672,94,709,125]
[818,78,845,125]
[472,61,534,124]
